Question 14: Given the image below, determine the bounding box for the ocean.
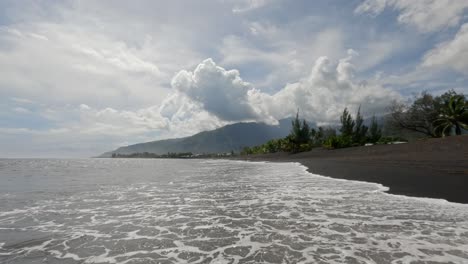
[0,158,467,263]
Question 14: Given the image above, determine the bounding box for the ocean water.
[0,159,467,264]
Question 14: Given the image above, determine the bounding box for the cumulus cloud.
[249,51,401,124]
[170,58,274,123]
[167,52,401,126]
[217,27,352,94]
[5,0,449,158]
[422,23,468,74]
[1,37,403,158]
[158,92,226,136]
[64,53,400,142]
[355,0,468,33]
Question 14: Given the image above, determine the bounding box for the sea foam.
[0,158,467,263]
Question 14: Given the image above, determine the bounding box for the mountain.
[99,118,294,157]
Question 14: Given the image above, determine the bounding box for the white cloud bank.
[1,1,421,158]
[11,52,400,145]
[1,44,403,158]
[165,51,400,126]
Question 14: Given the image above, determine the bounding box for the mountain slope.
[99,118,294,157]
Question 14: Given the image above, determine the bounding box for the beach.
[236,135,468,204]
[2,158,468,263]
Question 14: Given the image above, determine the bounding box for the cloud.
[355,0,468,87]
[10,97,35,104]
[355,37,403,71]
[0,99,224,157]
[231,0,272,13]
[250,50,401,124]
[218,26,349,93]
[77,105,169,136]
[3,0,463,158]
[13,107,31,114]
[355,0,468,33]
[422,23,468,74]
[170,58,274,122]
[168,53,401,126]
[20,52,399,153]
[0,1,217,109]
[219,35,293,67]
[72,43,161,76]
[0,24,171,107]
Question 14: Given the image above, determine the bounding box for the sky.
[1,0,467,158]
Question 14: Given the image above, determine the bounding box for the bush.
[323,135,352,149]
[299,143,312,152]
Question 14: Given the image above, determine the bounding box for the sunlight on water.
[0,159,467,263]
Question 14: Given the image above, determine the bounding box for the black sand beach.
[236,135,468,204]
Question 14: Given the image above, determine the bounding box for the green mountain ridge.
[98,118,295,157]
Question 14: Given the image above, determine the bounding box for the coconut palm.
[434,95,468,136]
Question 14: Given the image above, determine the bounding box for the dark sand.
[235,135,468,204]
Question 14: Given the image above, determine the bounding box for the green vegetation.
[110,90,466,158]
[388,90,467,138]
[322,107,371,149]
[241,89,467,156]
[289,112,312,153]
[368,115,382,144]
[433,94,468,136]
[241,108,378,155]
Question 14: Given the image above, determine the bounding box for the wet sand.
[235,135,468,204]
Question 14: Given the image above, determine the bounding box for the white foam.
[256,160,468,207]
[1,158,467,263]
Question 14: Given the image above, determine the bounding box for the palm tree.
[434,95,468,136]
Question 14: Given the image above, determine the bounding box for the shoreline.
[233,135,468,204]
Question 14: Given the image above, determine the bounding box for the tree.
[340,108,355,137]
[290,111,311,152]
[311,126,338,146]
[322,127,337,139]
[388,90,468,138]
[368,115,382,143]
[241,147,253,155]
[434,94,468,136]
[353,106,368,145]
[388,92,440,137]
[311,127,322,146]
[301,119,310,140]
